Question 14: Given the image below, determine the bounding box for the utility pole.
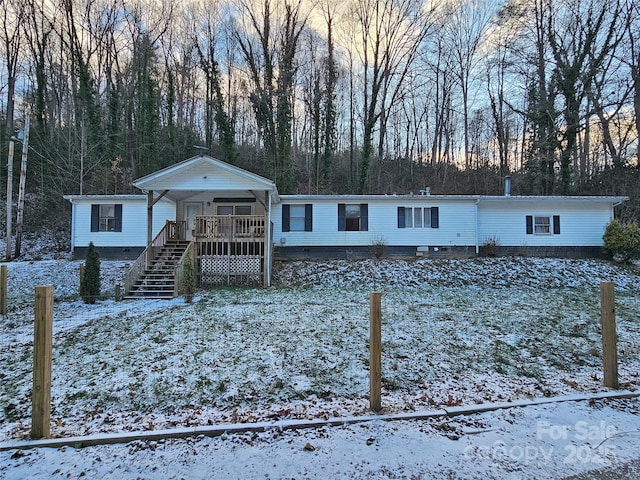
[5,140,14,261]
[14,110,30,259]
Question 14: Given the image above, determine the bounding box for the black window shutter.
[282,204,290,232]
[304,204,313,232]
[360,204,368,231]
[397,207,405,228]
[526,215,533,234]
[338,204,346,231]
[114,204,123,232]
[431,207,439,228]
[91,204,99,232]
[553,215,560,234]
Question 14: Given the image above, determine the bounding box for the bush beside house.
[181,252,196,303]
[603,220,640,261]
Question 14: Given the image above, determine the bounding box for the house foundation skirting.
[72,246,144,260]
[274,245,606,261]
[75,244,606,263]
[274,245,476,260]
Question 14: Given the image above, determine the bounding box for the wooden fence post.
[32,286,54,439]
[115,284,121,302]
[600,282,619,389]
[0,265,7,315]
[370,292,382,412]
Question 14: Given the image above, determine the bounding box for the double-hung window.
[338,204,368,231]
[526,215,560,235]
[397,207,439,229]
[91,204,122,232]
[282,204,313,232]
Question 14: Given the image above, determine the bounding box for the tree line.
[1,0,639,239]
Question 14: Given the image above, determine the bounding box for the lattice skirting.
[200,255,262,285]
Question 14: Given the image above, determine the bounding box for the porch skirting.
[199,255,263,286]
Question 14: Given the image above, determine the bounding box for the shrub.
[480,236,500,257]
[181,252,196,303]
[80,242,101,304]
[603,220,640,261]
[371,236,386,260]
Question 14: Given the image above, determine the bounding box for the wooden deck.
[193,215,267,286]
[124,215,268,298]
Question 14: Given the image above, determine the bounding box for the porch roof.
[133,155,280,203]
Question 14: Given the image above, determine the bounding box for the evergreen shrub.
[603,220,640,261]
[80,242,101,304]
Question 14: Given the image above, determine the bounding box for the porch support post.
[264,191,271,287]
[146,190,153,267]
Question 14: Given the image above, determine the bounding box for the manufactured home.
[64,155,628,298]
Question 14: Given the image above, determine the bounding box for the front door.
[185,202,203,241]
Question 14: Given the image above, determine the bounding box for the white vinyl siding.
[70,197,175,248]
[275,196,616,249]
[274,198,475,247]
[478,200,612,247]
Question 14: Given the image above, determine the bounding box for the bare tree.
[484,14,521,177]
[235,0,308,193]
[546,0,626,193]
[626,0,640,161]
[441,0,494,169]
[350,0,435,192]
[1,0,24,141]
[190,0,237,163]
[320,0,338,187]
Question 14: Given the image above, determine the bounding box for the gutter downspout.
[611,198,628,221]
[475,199,480,255]
[70,199,76,252]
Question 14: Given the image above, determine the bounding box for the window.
[91,204,122,232]
[289,205,307,231]
[535,216,550,234]
[216,205,255,236]
[338,204,368,231]
[397,207,439,229]
[526,215,560,235]
[282,204,312,232]
[217,205,252,215]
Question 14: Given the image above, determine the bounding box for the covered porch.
[124,155,279,298]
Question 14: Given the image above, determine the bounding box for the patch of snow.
[1,256,640,478]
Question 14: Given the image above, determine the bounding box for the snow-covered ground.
[1,256,640,478]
